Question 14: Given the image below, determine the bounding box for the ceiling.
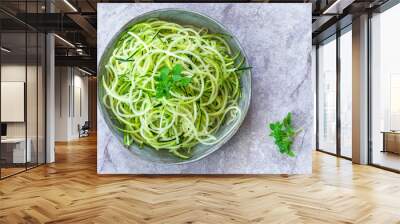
[0,0,392,74]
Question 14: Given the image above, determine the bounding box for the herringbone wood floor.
[1,135,400,224]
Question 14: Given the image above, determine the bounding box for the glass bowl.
[98,9,251,164]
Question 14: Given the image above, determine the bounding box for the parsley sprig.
[155,64,192,98]
[269,112,302,157]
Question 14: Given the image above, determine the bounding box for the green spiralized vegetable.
[102,19,247,159]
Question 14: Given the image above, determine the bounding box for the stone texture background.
[97,3,313,174]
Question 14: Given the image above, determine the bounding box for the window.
[0,1,47,179]
[316,26,353,159]
[340,28,352,158]
[371,3,400,171]
[317,36,337,154]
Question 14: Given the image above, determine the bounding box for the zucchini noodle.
[102,19,247,159]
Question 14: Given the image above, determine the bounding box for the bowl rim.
[97,8,252,165]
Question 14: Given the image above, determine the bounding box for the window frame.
[367,0,400,173]
[315,24,353,161]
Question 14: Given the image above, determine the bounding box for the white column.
[46,33,55,163]
[352,14,369,164]
[46,1,56,163]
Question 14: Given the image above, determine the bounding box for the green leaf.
[172,64,183,76]
[155,64,192,98]
[268,112,301,157]
[159,66,170,80]
[283,112,291,127]
[176,77,192,87]
[155,66,173,98]
[172,74,182,82]
[287,150,296,157]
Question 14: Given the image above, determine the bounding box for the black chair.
[78,121,90,138]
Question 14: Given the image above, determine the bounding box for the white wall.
[1,65,39,138]
[54,67,89,141]
[55,67,69,141]
[71,72,89,138]
[1,65,27,140]
[1,63,46,164]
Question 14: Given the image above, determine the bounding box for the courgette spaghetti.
[102,19,248,159]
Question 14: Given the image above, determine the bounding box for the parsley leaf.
[268,112,302,157]
[155,66,172,98]
[155,64,192,98]
[172,64,191,87]
[172,64,183,76]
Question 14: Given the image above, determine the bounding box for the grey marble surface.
[97,3,313,174]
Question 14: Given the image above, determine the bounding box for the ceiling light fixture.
[78,67,93,76]
[54,34,75,48]
[63,0,78,12]
[323,0,342,14]
[1,47,11,53]
[322,0,354,15]
[76,48,86,56]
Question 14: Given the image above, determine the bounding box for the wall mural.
[97,3,313,174]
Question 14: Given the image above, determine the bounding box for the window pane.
[340,29,352,158]
[371,3,400,171]
[27,31,38,169]
[38,32,46,165]
[1,30,27,177]
[318,37,337,154]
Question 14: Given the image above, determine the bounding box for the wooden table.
[381,131,400,154]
